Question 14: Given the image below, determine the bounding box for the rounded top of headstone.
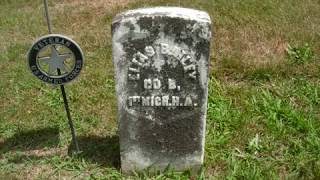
[113,7,211,24]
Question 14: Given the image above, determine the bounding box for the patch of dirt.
[50,0,135,49]
[215,26,287,67]
[25,164,54,180]
[23,147,68,157]
[54,0,133,16]
[64,0,131,8]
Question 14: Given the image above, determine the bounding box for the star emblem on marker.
[38,46,71,75]
[28,34,83,84]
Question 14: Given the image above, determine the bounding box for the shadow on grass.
[0,127,60,153]
[68,135,120,169]
[0,128,120,169]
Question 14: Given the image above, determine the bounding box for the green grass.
[1,0,320,179]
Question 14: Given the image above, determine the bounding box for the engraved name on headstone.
[112,7,211,173]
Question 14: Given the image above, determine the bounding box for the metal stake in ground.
[58,69,80,152]
[27,0,83,152]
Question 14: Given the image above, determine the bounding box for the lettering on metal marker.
[27,34,83,85]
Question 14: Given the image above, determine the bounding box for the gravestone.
[112,7,211,173]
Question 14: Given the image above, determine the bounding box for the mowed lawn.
[1,0,320,179]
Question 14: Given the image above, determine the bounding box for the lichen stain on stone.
[137,110,202,157]
[137,17,161,43]
[136,16,210,61]
[111,21,120,35]
[127,61,204,157]
[194,39,210,61]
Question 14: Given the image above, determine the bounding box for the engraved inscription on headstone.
[112,7,211,173]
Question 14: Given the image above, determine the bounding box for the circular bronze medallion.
[27,34,84,85]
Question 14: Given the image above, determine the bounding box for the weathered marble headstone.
[112,7,211,173]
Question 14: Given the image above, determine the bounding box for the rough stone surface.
[112,7,211,173]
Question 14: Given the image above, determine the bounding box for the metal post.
[43,0,52,34]
[58,70,80,152]
[43,0,80,152]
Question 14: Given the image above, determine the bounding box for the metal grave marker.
[28,34,83,85]
[27,0,83,152]
[112,7,211,172]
